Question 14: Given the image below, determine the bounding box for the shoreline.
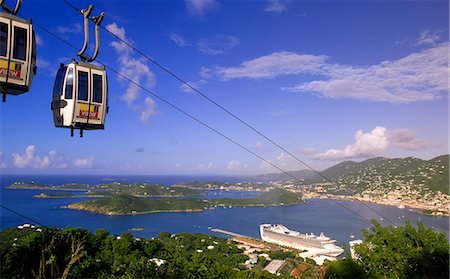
[63,201,304,216]
[306,196,449,217]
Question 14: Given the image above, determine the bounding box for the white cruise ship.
[260,224,344,257]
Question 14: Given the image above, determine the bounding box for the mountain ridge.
[255,154,449,194]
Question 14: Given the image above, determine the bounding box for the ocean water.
[1,175,449,246]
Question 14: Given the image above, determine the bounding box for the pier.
[210,228,247,238]
[210,228,267,249]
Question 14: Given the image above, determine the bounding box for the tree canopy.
[325,221,449,279]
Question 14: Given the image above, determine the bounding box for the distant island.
[9,182,204,197]
[66,189,303,215]
[7,154,449,215]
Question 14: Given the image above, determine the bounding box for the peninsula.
[66,189,303,215]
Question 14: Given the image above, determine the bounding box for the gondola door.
[0,16,11,85]
[9,19,30,90]
[73,65,105,128]
[0,17,31,93]
[89,67,106,126]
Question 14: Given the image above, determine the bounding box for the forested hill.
[68,189,303,215]
[256,155,449,194]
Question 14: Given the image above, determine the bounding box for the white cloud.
[196,162,215,170]
[289,44,448,103]
[197,35,240,55]
[251,141,264,149]
[315,127,389,161]
[199,66,213,78]
[206,44,448,103]
[209,51,328,80]
[415,30,442,47]
[73,157,94,168]
[186,0,218,17]
[57,23,81,34]
[0,152,6,168]
[315,126,428,161]
[106,23,157,122]
[227,160,240,170]
[170,33,189,47]
[35,34,44,46]
[388,128,428,150]
[140,97,157,123]
[180,81,198,93]
[12,146,68,169]
[264,0,288,14]
[227,160,248,170]
[179,80,206,93]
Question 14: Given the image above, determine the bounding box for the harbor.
[211,225,349,266]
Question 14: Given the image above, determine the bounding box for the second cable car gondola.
[51,5,107,137]
[51,60,108,136]
[0,0,37,102]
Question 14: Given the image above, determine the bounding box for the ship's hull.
[260,224,344,257]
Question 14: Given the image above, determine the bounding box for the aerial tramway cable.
[0,0,396,226]
[60,0,396,225]
[32,18,387,225]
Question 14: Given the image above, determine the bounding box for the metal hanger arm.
[77,5,94,61]
[0,0,22,15]
[87,12,104,62]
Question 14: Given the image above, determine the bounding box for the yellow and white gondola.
[51,5,107,137]
[51,60,108,137]
[0,0,37,102]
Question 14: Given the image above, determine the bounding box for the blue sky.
[0,0,448,175]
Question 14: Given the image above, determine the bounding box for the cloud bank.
[10,145,94,169]
[204,44,448,103]
[315,126,428,160]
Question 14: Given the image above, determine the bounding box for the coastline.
[306,195,449,216]
[63,201,304,216]
[64,204,205,215]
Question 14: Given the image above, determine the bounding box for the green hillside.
[314,155,449,194]
[254,170,317,182]
[69,194,208,214]
[68,189,303,215]
[260,155,449,194]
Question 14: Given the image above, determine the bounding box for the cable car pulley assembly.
[0,0,37,102]
[51,4,108,137]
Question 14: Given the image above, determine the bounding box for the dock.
[210,228,247,238]
[210,228,267,249]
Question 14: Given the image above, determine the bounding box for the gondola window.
[65,68,73,99]
[78,71,88,101]
[92,73,102,103]
[13,26,27,61]
[53,67,66,97]
[0,23,7,57]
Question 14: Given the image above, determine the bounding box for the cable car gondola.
[51,5,108,137]
[0,0,37,102]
